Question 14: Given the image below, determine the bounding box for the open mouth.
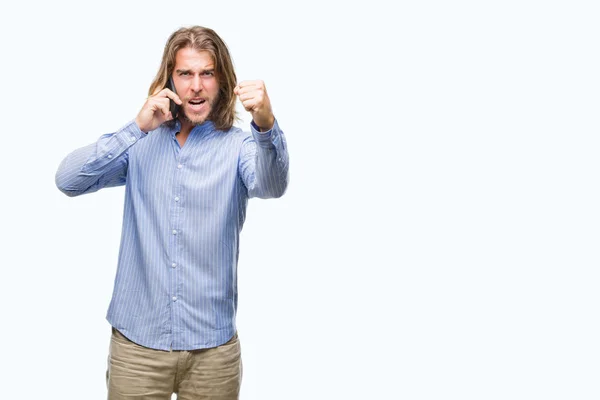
[188,99,206,106]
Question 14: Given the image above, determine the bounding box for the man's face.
[172,48,220,126]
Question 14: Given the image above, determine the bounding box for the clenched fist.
[234,80,275,132]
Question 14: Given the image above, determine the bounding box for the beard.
[181,93,220,126]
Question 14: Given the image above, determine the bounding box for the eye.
[202,71,214,77]
[180,71,190,76]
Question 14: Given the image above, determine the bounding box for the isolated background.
[1,0,599,399]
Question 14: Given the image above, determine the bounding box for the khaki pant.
[107,328,242,400]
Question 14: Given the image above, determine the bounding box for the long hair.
[148,26,238,131]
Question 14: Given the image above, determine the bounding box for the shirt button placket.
[171,161,183,320]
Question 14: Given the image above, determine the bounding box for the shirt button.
[175,196,180,202]
[172,296,177,301]
[107,154,113,159]
[172,230,178,235]
[172,263,177,268]
[177,164,183,169]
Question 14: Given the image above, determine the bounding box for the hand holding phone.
[134,79,182,133]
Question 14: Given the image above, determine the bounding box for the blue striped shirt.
[55,118,289,350]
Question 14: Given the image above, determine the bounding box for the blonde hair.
[148,26,238,131]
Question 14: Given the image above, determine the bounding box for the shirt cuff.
[250,119,279,147]
[123,120,148,140]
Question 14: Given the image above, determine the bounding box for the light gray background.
[1,0,598,399]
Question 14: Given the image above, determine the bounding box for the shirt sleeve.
[238,119,289,199]
[55,120,146,197]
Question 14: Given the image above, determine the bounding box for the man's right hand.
[135,88,182,133]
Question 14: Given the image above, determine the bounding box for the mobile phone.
[166,77,180,119]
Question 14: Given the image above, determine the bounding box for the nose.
[190,74,203,93]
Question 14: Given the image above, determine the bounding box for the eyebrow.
[175,68,215,75]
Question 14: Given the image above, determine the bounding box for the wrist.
[254,116,275,132]
[135,117,148,134]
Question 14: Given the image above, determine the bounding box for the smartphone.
[166,77,180,119]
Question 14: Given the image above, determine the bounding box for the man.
[55,26,289,399]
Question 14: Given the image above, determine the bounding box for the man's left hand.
[234,80,275,132]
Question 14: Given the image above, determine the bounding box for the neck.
[178,118,214,136]
[179,118,194,136]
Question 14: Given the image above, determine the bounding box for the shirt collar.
[169,119,215,137]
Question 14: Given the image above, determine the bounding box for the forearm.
[55,120,145,197]
[243,119,289,199]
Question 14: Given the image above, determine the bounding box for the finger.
[236,81,263,94]
[164,89,183,104]
[156,88,183,104]
[160,103,170,116]
[235,85,263,96]
[148,97,171,111]
[239,97,260,112]
[238,80,263,88]
[237,92,257,102]
[234,86,252,96]
[150,99,171,117]
[151,88,183,104]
